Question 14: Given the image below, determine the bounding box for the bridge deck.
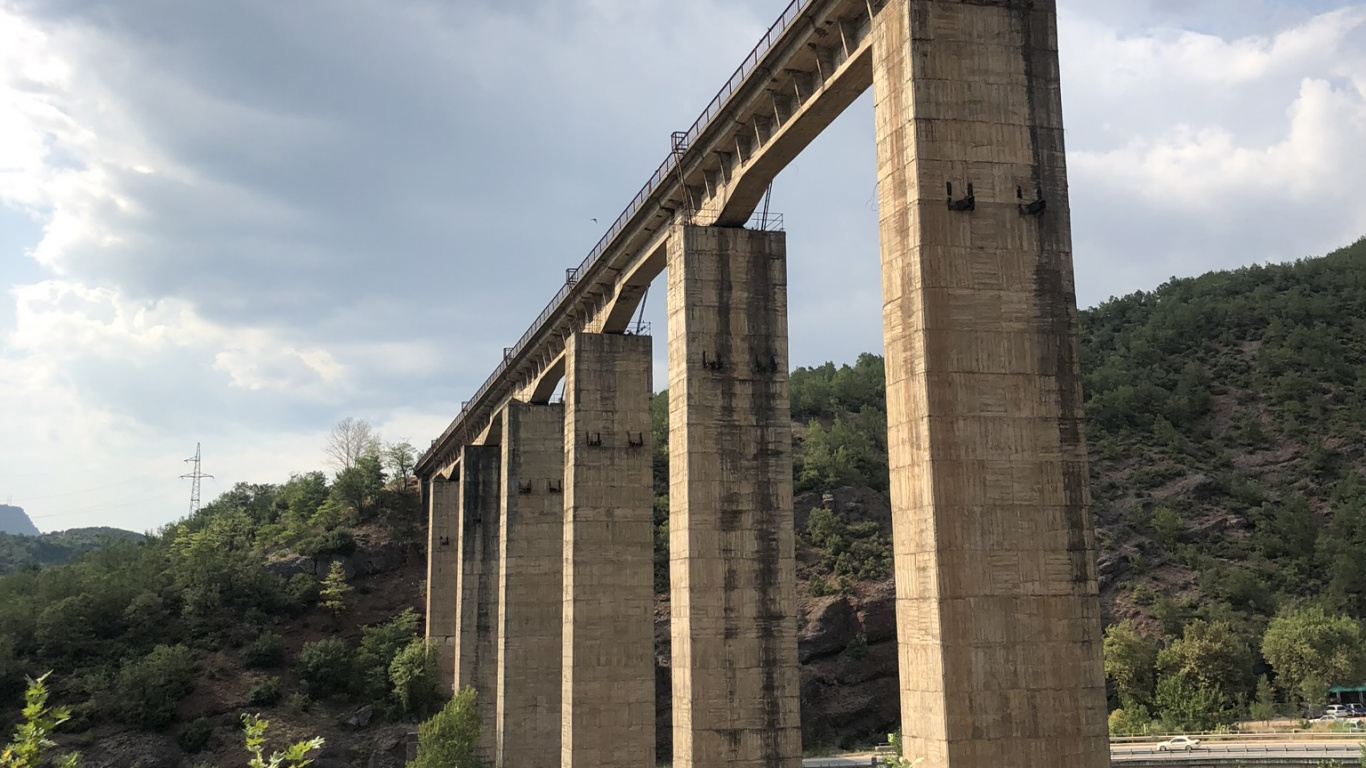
[416,0,878,474]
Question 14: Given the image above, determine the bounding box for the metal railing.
[421,0,817,467]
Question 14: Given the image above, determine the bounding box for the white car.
[1157,736,1203,752]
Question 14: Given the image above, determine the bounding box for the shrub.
[295,529,356,559]
[411,687,481,768]
[295,638,355,698]
[248,676,283,707]
[242,632,287,669]
[117,644,197,729]
[389,639,441,718]
[286,573,320,609]
[178,717,213,753]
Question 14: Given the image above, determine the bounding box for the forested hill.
[0,528,146,577]
[1081,236,1366,627]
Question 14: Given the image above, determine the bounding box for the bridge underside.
[419,1,1107,768]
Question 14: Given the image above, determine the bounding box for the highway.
[801,741,1364,766]
[1112,740,1361,762]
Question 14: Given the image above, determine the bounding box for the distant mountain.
[0,504,38,536]
[0,526,146,576]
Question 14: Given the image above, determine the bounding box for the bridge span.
[417,2,1105,768]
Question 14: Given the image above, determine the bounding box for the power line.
[180,443,213,515]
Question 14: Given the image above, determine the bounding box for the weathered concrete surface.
[666,225,801,768]
[424,476,459,694]
[453,445,501,763]
[562,332,655,768]
[496,402,565,768]
[871,1,1109,766]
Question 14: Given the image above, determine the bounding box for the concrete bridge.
[415,1,1107,768]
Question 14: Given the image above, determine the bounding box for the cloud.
[1060,5,1366,301]
[3,0,1366,530]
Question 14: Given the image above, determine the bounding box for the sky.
[2,0,1365,533]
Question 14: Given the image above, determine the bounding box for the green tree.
[1157,619,1254,701]
[411,687,481,768]
[1104,621,1158,707]
[320,561,351,617]
[389,639,441,717]
[1,673,79,768]
[241,714,323,768]
[1262,606,1365,705]
[117,644,197,729]
[383,441,418,483]
[1153,673,1233,732]
[1150,506,1184,546]
[296,638,355,698]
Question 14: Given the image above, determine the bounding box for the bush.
[411,687,481,768]
[296,638,355,698]
[117,644,197,729]
[247,676,283,706]
[389,639,441,718]
[286,573,320,609]
[178,717,213,753]
[241,632,287,669]
[295,529,356,559]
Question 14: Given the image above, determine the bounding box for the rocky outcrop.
[653,578,900,756]
[264,536,408,580]
[0,504,38,536]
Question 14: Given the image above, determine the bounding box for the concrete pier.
[561,332,656,768]
[666,225,801,768]
[871,1,1109,766]
[454,445,501,763]
[424,476,460,695]
[497,402,566,768]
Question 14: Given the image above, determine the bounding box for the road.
[802,741,1363,766]
[1112,740,1361,761]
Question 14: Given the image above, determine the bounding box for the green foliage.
[1157,619,1254,702]
[0,528,145,578]
[1108,702,1154,736]
[319,561,351,616]
[117,644,196,729]
[1262,606,1365,704]
[247,676,283,706]
[383,441,418,482]
[295,638,356,698]
[178,717,212,753]
[880,731,923,768]
[356,608,421,702]
[1,673,79,768]
[241,714,323,768]
[242,632,287,669]
[1153,673,1234,732]
[389,639,441,718]
[804,508,891,582]
[1103,621,1158,707]
[411,687,482,768]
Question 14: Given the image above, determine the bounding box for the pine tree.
[319,561,351,617]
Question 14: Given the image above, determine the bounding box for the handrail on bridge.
[419,0,817,469]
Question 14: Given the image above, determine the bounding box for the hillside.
[3,236,1366,760]
[0,505,39,536]
[0,527,147,577]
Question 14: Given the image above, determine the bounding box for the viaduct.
[414,1,1109,767]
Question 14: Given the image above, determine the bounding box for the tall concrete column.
[425,475,460,695]
[497,402,565,768]
[666,225,800,768]
[561,332,655,768]
[871,1,1108,766]
[454,445,501,763]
